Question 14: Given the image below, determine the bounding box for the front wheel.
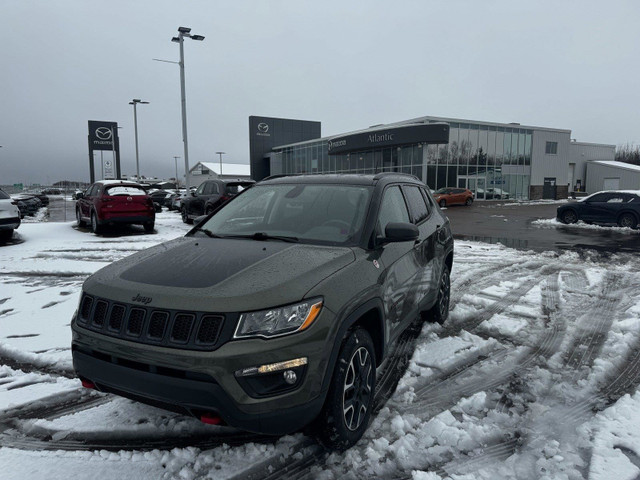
[314,328,376,451]
[0,229,13,241]
[76,208,86,227]
[561,209,578,224]
[143,221,155,233]
[181,206,193,224]
[618,213,638,229]
[465,197,473,206]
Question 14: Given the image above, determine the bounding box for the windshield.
[435,188,449,194]
[198,184,373,245]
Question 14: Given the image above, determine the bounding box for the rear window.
[404,186,430,223]
[0,189,10,200]
[105,186,146,196]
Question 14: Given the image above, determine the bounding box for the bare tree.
[615,143,640,166]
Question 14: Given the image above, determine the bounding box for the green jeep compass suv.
[72,173,454,449]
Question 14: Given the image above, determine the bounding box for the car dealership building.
[249,115,616,200]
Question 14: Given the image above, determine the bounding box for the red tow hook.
[81,379,96,389]
[200,413,222,425]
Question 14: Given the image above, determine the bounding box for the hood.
[83,236,355,312]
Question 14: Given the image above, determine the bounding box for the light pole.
[173,156,180,187]
[129,99,149,181]
[171,27,205,190]
[215,151,226,176]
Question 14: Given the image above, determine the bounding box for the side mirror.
[194,215,208,227]
[75,192,84,199]
[191,191,197,197]
[382,222,419,243]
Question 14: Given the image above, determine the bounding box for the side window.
[631,195,640,204]
[404,186,430,224]
[210,183,220,194]
[196,183,207,195]
[587,193,608,203]
[377,186,410,234]
[202,183,213,195]
[87,185,99,197]
[607,194,627,203]
[421,188,435,209]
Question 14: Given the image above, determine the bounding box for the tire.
[439,199,447,208]
[618,213,638,229]
[181,206,193,224]
[76,208,86,227]
[424,265,451,325]
[205,205,214,216]
[90,212,102,234]
[0,229,13,241]
[465,197,473,206]
[143,221,155,233]
[314,328,376,451]
[561,209,578,224]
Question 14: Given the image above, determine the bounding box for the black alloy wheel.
[428,265,450,324]
[314,328,376,450]
[90,212,102,234]
[561,209,578,224]
[618,213,638,229]
[76,208,85,227]
[181,206,193,224]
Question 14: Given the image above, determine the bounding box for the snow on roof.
[96,179,140,185]
[590,160,640,173]
[578,189,640,201]
[194,162,250,176]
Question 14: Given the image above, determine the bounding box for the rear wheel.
[181,206,193,224]
[0,229,13,241]
[314,328,376,450]
[424,265,450,325]
[618,213,638,229]
[205,205,214,215]
[465,197,473,206]
[76,208,86,227]
[143,221,155,233]
[439,199,447,208]
[561,209,578,224]
[90,212,102,234]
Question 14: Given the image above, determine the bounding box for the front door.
[376,185,419,340]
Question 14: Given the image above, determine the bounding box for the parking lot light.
[129,99,149,181]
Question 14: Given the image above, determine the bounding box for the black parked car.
[557,190,640,229]
[12,194,42,216]
[148,189,175,208]
[71,173,453,450]
[181,179,255,224]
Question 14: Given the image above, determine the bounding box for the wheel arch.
[320,298,385,394]
[618,209,639,224]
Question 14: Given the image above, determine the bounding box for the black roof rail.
[372,172,420,181]
[260,173,302,182]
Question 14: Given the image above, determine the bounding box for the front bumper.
[71,307,335,434]
[99,214,154,224]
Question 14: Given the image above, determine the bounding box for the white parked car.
[0,188,21,241]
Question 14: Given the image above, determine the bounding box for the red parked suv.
[76,181,155,234]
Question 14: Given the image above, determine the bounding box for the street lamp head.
[171,36,180,43]
[191,34,205,41]
[178,26,191,34]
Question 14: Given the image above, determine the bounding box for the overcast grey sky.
[1,0,639,185]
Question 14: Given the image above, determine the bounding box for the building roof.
[272,114,572,150]
[192,162,251,176]
[590,160,640,173]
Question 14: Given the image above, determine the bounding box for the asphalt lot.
[443,200,640,254]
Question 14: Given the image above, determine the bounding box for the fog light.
[283,369,297,384]
[235,357,308,377]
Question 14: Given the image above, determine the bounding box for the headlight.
[234,298,323,339]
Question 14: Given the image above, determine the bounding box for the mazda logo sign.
[95,127,112,140]
[257,123,269,133]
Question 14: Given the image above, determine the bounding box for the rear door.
[81,184,98,218]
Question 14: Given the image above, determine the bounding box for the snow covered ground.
[2,211,640,479]
[533,218,640,235]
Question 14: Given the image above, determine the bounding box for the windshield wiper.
[196,230,299,243]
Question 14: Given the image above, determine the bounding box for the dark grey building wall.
[249,116,321,181]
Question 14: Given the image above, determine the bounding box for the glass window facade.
[272,122,533,200]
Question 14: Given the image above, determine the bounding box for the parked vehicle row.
[557,190,640,229]
[12,193,47,217]
[0,188,21,241]
[180,179,255,224]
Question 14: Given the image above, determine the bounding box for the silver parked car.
[0,188,21,241]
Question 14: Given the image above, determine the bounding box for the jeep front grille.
[76,294,227,351]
